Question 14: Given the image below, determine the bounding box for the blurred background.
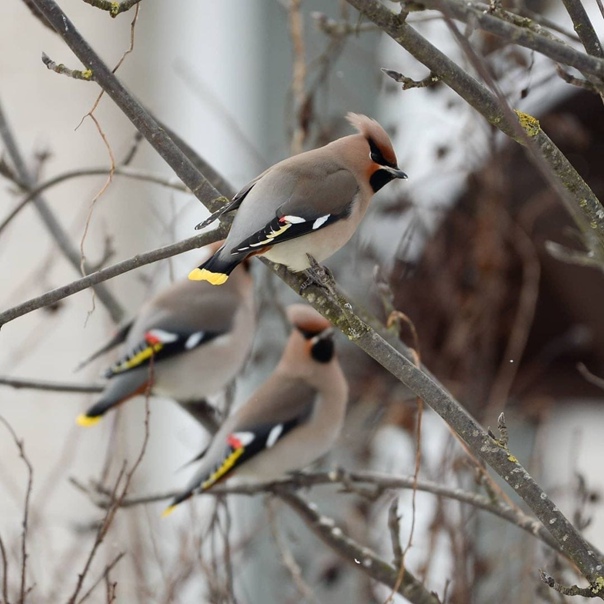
[1,1,604,602]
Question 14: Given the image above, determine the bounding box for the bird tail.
[188,245,246,285]
[76,379,149,427]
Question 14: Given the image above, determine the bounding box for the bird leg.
[299,254,337,294]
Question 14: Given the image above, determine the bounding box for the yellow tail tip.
[161,504,177,518]
[76,414,102,427]
[188,268,229,285]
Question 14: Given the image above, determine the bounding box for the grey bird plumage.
[163,304,349,514]
[77,244,255,428]
[189,113,407,285]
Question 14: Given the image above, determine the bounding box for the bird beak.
[384,166,408,180]
[311,327,335,345]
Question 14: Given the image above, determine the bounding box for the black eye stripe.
[298,327,319,340]
[368,137,397,169]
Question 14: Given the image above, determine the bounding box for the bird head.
[346,112,407,192]
[286,304,335,364]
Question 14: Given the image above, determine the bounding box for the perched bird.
[163,304,348,515]
[190,113,407,285]
[76,243,255,428]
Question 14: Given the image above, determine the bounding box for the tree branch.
[0,98,125,323]
[352,0,604,263]
[559,0,604,59]
[0,229,226,328]
[0,376,103,394]
[275,488,441,604]
[25,0,604,592]
[414,0,604,78]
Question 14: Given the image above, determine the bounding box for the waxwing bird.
[76,244,255,427]
[163,304,349,515]
[189,113,407,285]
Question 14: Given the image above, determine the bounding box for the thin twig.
[267,498,321,604]
[72,469,570,556]
[76,552,125,604]
[0,229,227,328]
[0,416,34,604]
[0,98,124,323]
[42,52,92,79]
[0,376,103,393]
[0,532,8,604]
[67,393,151,603]
[0,165,188,236]
[539,569,604,599]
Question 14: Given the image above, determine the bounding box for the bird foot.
[299,255,336,294]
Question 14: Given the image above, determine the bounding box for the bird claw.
[299,255,336,294]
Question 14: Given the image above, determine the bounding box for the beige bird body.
[77,248,255,427]
[163,304,349,514]
[190,113,407,284]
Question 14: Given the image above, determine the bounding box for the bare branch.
[42,52,93,80]
[346,0,604,262]
[0,376,103,394]
[67,395,151,604]
[0,165,188,236]
[0,229,226,328]
[73,469,571,556]
[0,98,124,323]
[276,488,440,604]
[560,0,604,59]
[415,0,604,78]
[0,416,34,604]
[382,67,439,90]
[540,569,604,599]
[76,552,125,604]
[0,532,8,604]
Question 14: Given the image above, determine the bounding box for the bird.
[76,242,256,428]
[189,113,407,285]
[162,304,349,516]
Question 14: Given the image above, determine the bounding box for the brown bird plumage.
[163,304,349,515]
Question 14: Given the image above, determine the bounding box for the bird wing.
[103,327,223,378]
[195,169,268,230]
[230,167,359,254]
[192,379,316,492]
[103,282,240,379]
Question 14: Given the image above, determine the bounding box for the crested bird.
[76,243,255,428]
[189,113,407,285]
[162,304,349,515]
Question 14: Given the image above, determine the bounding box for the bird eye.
[297,327,318,340]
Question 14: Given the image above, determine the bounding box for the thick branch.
[276,488,440,604]
[346,0,604,259]
[78,469,564,554]
[26,0,604,591]
[31,0,223,213]
[559,0,604,59]
[415,0,604,77]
